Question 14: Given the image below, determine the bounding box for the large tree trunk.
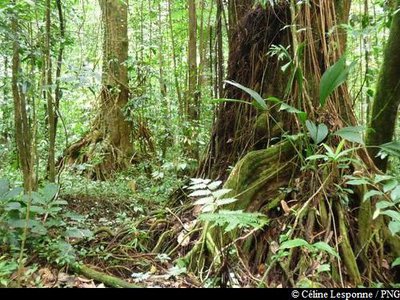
[62,0,132,180]
[366,1,400,172]
[198,0,356,180]
[174,1,399,287]
[99,0,132,158]
[198,3,291,179]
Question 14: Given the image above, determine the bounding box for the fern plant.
[187,179,268,233]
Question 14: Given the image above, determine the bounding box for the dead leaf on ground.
[281,200,291,216]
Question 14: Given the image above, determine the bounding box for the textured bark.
[186,0,200,159]
[198,4,291,179]
[99,0,132,158]
[228,0,254,48]
[198,1,354,180]
[366,2,400,171]
[11,7,35,192]
[45,0,56,182]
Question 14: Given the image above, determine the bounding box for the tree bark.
[46,0,56,182]
[99,0,132,159]
[11,5,35,192]
[186,0,200,159]
[366,1,400,172]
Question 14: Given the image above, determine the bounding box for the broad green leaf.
[320,56,354,106]
[381,210,400,223]
[0,179,9,197]
[4,202,21,211]
[42,183,59,202]
[389,221,400,236]
[31,192,45,205]
[8,219,36,229]
[224,80,267,110]
[390,186,400,203]
[384,180,398,193]
[29,206,46,214]
[65,228,93,239]
[279,103,308,122]
[4,187,23,201]
[346,179,369,186]
[374,175,393,184]
[306,121,329,144]
[376,201,395,210]
[313,242,340,258]
[334,126,365,145]
[31,223,47,235]
[63,212,86,222]
[280,239,310,250]
[392,257,400,268]
[363,190,383,202]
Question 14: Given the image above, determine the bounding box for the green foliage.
[306,140,357,167]
[0,178,93,267]
[224,80,308,122]
[199,210,269,233]
[188,178,268,233]
[224,80,267,110]
[0,256,18,287]
[344,172,400,240]
[378,141,400,160]
[279,238,339,258]
[320,56,355,107]
[306,121,329,144]
[334,126,365,145]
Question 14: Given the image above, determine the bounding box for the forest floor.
[9,167,205,288]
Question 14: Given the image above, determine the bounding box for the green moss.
[366,1,400,171]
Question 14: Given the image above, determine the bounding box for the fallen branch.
[71,263,141,288]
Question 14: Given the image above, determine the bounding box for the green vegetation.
[0,0,400,289]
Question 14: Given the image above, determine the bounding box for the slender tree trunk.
[366,1,400,171]
[54,0,65,142]
[45,0,56,182]
[11,7,35,192]
[168,0,183,117]
[216,0,224,98]
[186,0,200,159]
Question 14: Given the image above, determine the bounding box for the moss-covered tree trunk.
[366,1,400,172]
